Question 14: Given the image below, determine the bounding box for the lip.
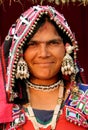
[34,62,54,67]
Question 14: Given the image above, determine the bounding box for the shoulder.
[65,83,88,128]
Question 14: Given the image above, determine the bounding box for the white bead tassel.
[27,105,39,130]
[16,57,29,79]
[51,104,61,129]
[61,53,75,75]
[61,43,75,75]
[51,83,64,129]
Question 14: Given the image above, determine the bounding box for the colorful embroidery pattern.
[65,84,88,127]
[5,105,25,130]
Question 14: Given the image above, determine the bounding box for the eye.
[48,39,63,45]
[28,41,38,46]
[51,40,59,44]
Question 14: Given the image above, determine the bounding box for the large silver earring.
[61,43,75,75]
[16,50,29,80]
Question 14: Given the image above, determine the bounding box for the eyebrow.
[29,38,63,44]
[46,38,63,43]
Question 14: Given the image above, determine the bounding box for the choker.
[25,79,64,91]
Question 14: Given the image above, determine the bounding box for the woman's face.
[24,21,65,81]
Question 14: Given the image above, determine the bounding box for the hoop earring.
[16,50,29,80]
[61,43,75,75]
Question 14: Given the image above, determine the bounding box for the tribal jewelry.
[25,79,64,91]
[23,83,64,130]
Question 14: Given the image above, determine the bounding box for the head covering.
[1,5,79,103]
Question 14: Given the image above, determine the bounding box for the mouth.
[34,62,55,67]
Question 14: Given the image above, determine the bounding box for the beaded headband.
[5,5,78,101]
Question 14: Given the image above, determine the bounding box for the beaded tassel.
[61,43,75,75]
[16,50,29,80]
[51,84,64,129]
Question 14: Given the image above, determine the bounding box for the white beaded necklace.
[24,81,64,130]
[26,79,63,91]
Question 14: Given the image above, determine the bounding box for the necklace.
[23,82,64,130]
[26,79,63,91]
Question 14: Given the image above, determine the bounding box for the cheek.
[55,47,65,60]
[23,49,37,69]
[24,51,28,62]
[55,49,65,67]
[23,49,31,63]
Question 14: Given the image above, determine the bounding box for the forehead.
[37,21,57,32]
[31,21,60,40]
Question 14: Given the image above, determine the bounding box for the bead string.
[25,79,64,91]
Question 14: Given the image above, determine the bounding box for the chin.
[33,73,57,80]
[36,75,51,80]
[30,70,58,80]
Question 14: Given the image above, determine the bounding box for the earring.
[16,50,29,80]
[61,43,75,75]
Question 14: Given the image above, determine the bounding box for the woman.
[1,5,88,130]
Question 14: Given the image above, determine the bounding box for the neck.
[28,87,60,110]
[29,76,59,86]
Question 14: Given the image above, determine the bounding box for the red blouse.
[17,107,87,130]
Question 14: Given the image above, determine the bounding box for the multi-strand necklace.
[24,80,64,130]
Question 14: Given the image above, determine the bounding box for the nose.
[38,43,51,58]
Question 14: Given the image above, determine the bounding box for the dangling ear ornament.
[61,43,75,75]
[16,50,29,80]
